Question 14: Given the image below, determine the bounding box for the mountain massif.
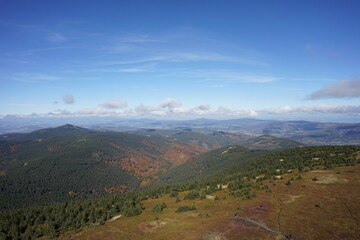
[132,128,304,151]
[0,125,205,208]
[2,118,360,146]
[0,123,359,240]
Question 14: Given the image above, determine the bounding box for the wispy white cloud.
[157,69,280,83]
[304,43,345,59]
[100,33,163,54]
[304,43,315,52]
[62,94,74,104]
[101,57,164,65]
[309,78,360,99]
[0,103,35,107]
[12,73,63,82]
[58,19,87,25]
[215,72,279,83]
[100,99,128,109]
[132,99,258,117]
[233,75,279,83]
[101,52,267,66]
[0,58,34,64]
[49,109,73,116]
[89,66,152,73]
[0,19,43,32]
[47,33,67,42]
[82,103,360,117]
[3,100,360,119]
[197,104,210,111]
[134,104,161,115]
[23,46,76,56]
[101,30,268,67]
[262,104,360,115]
[115,34,162,43]
[215,106,258,117]
[160,98,182,109]
[76,107,116,115]
[209,84,224,88]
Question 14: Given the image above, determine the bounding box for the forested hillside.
[0,125,205,209]
[0,145,359,239]
[159,146,267,184]
[133,129,304,151]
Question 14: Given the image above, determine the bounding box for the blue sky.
[1,0,360,122]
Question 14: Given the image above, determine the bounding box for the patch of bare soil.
[109,215,122,221]
[184,212,199,217]
[206,195,216,200]
[284,195,305,204]
[215,205,275,238]
[205,217,270,240]
[138,220,167,232]
[203,231,228,240]
[315,174,348,184]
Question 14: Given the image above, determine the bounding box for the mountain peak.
[59,124,78,129]
[12,124,94,141]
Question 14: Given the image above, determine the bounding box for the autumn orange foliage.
[47,145,61,151]
[104,140,207,184]
[105,185,128,193]
[8,144,20,153]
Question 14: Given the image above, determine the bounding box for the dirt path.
[234,217,294,240]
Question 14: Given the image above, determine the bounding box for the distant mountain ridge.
[1,118,359,145]
[7,124,96,141]
[133,128,304,151]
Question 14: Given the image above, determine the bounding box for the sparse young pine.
[152,202,167,213]
[175,205,197,213]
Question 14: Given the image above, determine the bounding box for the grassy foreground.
[61,164,360,240]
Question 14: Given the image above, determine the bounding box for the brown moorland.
[61,164,360,240]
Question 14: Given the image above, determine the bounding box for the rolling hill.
[244,134,304,151]
[0,125,206,209]
[2,118,358,145]
[133,129,304,151]
[0,124,302,209]
[159,146,267,184]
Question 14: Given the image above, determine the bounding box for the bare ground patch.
[203,231,228,240]
[184,212,199,217]
[315,174,348,184]
[138,220,167,233]
[284,194,305,204]
[109,214,122,221]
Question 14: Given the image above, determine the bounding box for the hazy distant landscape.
[2,118,359,146]
[1,0,359,239]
